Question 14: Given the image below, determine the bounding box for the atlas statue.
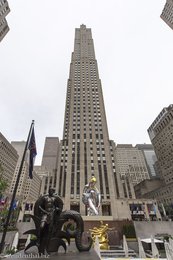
[24,188,92,255]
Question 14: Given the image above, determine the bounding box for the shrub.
[122,224,136,238]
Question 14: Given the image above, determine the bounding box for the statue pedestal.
[52,241,100,260]
[6,244,100,260]
[50,249,100,260]
[7,250,100,260]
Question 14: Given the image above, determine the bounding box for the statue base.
[49,249,100,260]
[6,250,100,260]
[7,243,100,260]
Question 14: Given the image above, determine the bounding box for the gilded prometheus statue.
[89,221,113,250]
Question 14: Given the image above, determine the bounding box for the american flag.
[28,128,37,179]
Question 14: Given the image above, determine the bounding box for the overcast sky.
[0,0,172,164]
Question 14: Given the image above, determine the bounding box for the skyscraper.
[160,0,173,30]
[147,104,173,204]
[0,132,18,194]
[135,144,158,178]
[55,25,161,220]
[115,144,150,186]
[56,25,122,216]
[11,141,41,223]
[0,0,10,42]
[40,137,59,194]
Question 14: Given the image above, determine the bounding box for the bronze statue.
[82,176,101,216]
[24,188,92,255]
[36,188,62,250]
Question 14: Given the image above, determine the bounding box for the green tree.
[164,204,173,218]
[0,163,8,197]
[122,224,136,238]
[0,164,9,231]
[0,163,3,175]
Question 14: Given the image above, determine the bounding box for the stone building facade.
[147,104,173,205]
[115,144,150,186]
[41,137,59,193]
[161,0,173,30]
[55,25,161,220]
[0,132,18,194]
[0,0,10,42]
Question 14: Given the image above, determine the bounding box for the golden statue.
[89,221,113,250]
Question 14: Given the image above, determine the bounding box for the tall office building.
[148,105,173,185]
[39,137,59,194]
[10,141,41,223]
[0,132,18,194]
[160,0,173,30]
[147,104,173,204]
[10,141,41,201]
[55,25,161,220]
[115,144,150,186]
[56,25,122,216]
[10,141,30,199]
[34,165,50,195]
[41,137,59,171]
[135,144,158,178]
[0,0,10,42]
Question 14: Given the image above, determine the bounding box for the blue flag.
[28,128,37,179]
[12,199,17,210]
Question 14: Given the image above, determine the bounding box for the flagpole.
[0,120,35,254]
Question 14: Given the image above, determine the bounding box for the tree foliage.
[0,163,8,197]
[122,223,136,238]
[165,204,173,217]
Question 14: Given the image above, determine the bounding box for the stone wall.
[0,231,17,251]
[134,220,173,239]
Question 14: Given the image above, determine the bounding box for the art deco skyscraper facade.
[147,104,173,204]
[40,137,59,194]
[0,0,10,42]
[0,132,18,194]
[115,144,150,186]
[160,0,173,30]
[56,25,122,216]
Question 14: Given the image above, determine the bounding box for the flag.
[0,197,5,206]
[0,197,5,211]
[12,199,17,210]
[0,196,8,206]
[28,128,37,179]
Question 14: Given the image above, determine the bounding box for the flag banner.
[0,196,8,207]
[12,199,17,210]
[0,198,8,212]
[28,127,37,179]
[0,197,5,206]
